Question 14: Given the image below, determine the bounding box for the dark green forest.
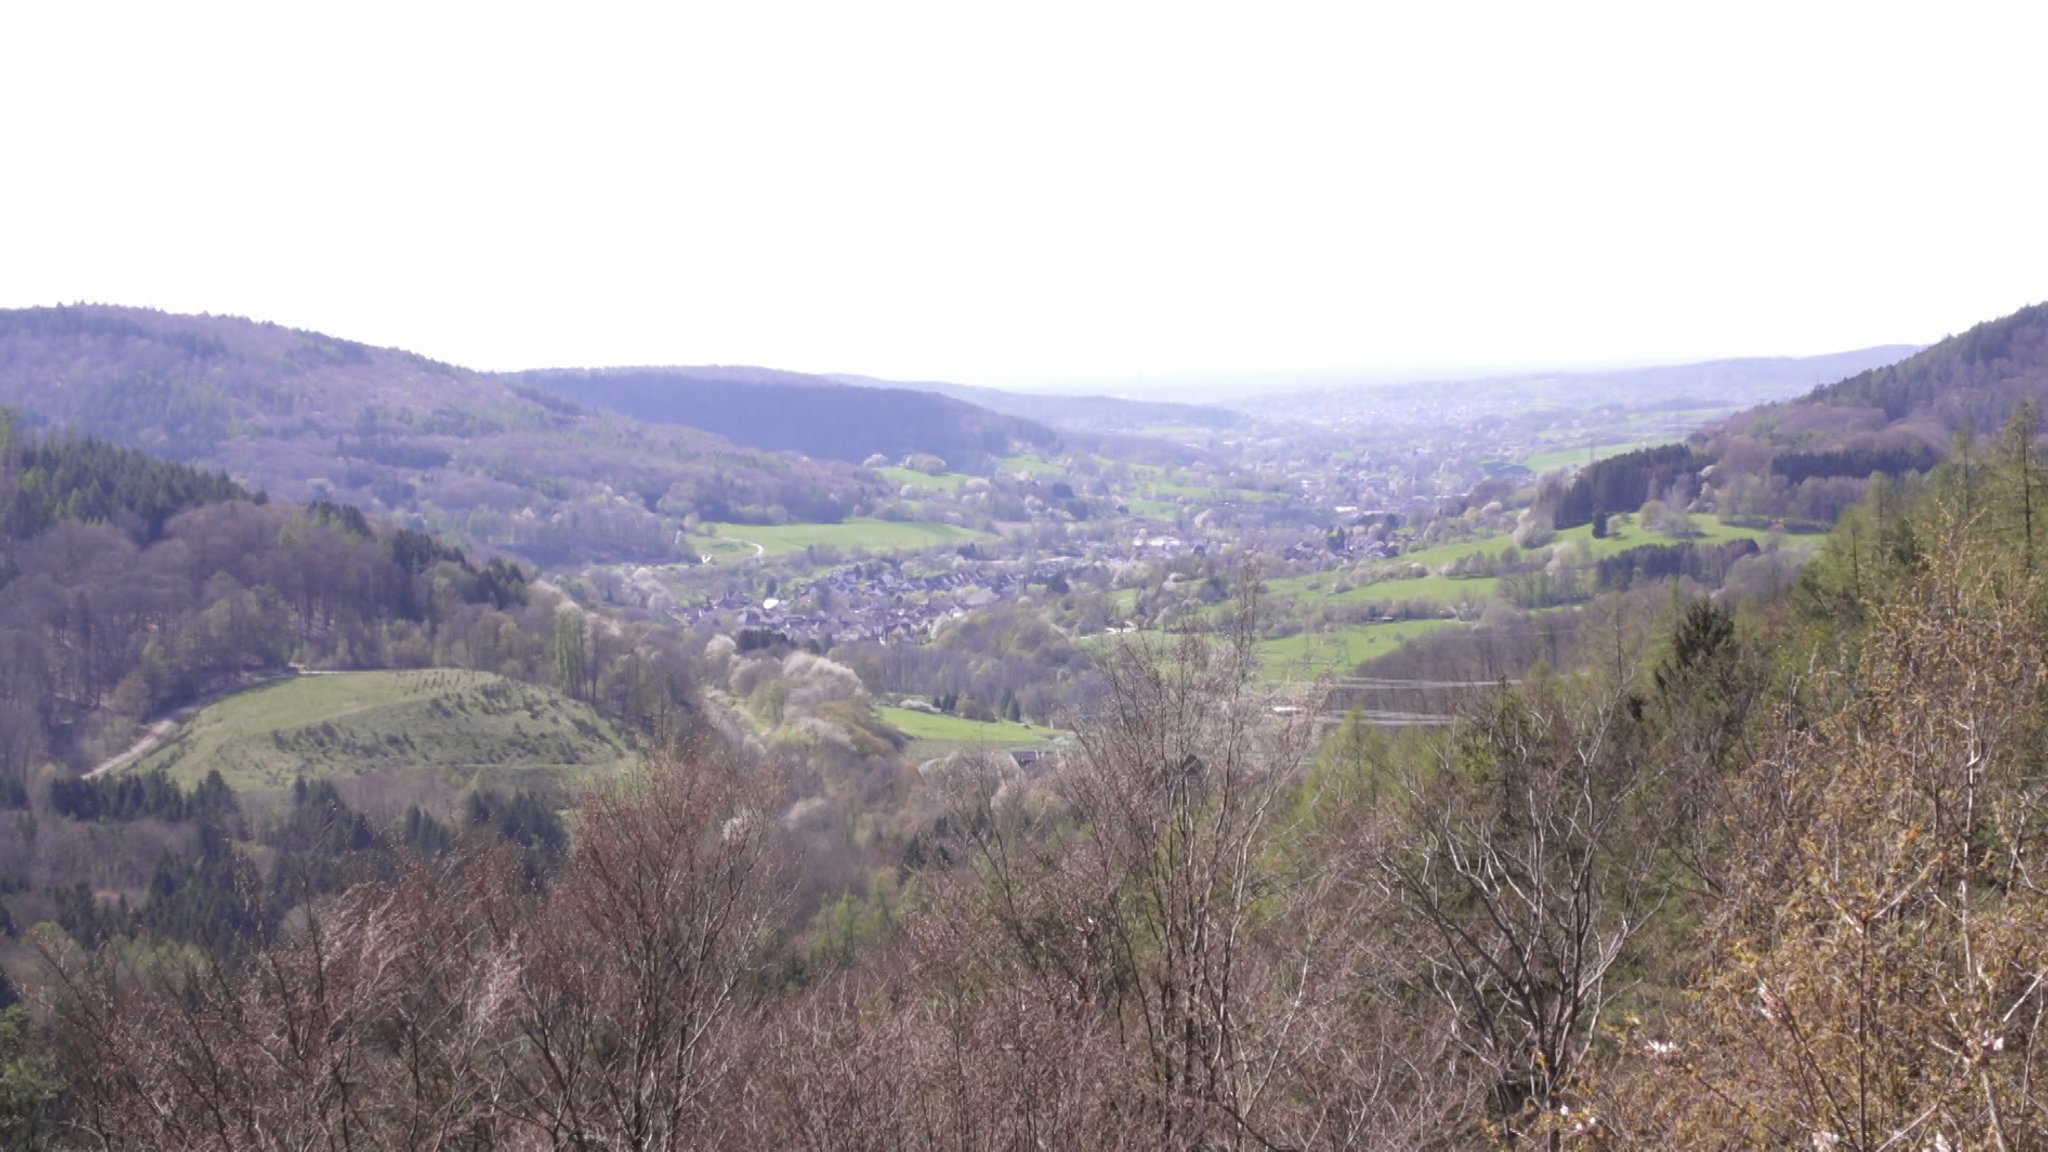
[517,366,1062,469]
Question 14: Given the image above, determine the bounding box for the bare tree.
[1604,533,2048,1150]
[40,738,786,1152]
[495,738,787,1150]
[1372,670,1665,1146]
[42,844,528,1151]
[1056,618,1323,1147]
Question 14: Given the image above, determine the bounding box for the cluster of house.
[673,557,1096,646]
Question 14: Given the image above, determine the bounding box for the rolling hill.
[515,366,1061,468]
[1507,304,2045,529]
[0,306,876,564]
[1689,302,2048,522]
[1770,302,2048,430]
[829,373,1244,434]
[1255,346,1924,414]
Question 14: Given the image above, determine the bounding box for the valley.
[9,301,2048,1148]
[11,5,2042,1139]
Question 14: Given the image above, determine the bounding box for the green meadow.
[998,453,1064,477]
[129,670,635,795]
[694,517,992,557]
[1519,439,1677,474]
[877,705,1062,761]
[1256,619,1462,681]
[876,466,973,492]
[1268,516,1778,609]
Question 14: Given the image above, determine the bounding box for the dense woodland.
[0,419,705,781]
[0,307,882,565]
[1684,303,2048,525]
[518,367,1062,470]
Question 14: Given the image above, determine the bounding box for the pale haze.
[4,0,2043,389]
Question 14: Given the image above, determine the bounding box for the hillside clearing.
[691,517,992,557]
[127,670,635,795]
[1257,619,1463,682]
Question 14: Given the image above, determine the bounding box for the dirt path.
[83,671,311,779]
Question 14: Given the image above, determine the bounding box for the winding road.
[82,668,349,779]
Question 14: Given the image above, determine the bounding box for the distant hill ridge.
[1262,346,1924,413]
[1544,302,2048,528]
[1798,302,2048,426]
[1707,302,2048,452]
[514,365,1061,468]
[827,373,1244,433]
[0,306,884,563]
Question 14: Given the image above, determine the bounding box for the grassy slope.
[1256,619,1462,681]
[877,704,1060,760]
[876,467,973,491]
[997,453,1063,476]
[130,670,635,794]
[1266,570,1499,607]
[1519,438,1679,474]
[693,517,992,557]
[1269,515,1776,607]
[1247,514,1784,681]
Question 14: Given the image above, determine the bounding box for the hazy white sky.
[3,1,2043,388]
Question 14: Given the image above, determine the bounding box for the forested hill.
[1540,303,2048,528]
[827,373,1245,434]
[1800,300,2048,424]
[516,366,1061,468]
[0,416,253,540]
[0,422,698,784]
[0,307,874,564]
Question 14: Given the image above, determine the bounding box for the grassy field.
[1144,481,1281,503]
[693,517,992,557]
[1081,620,1464,683]
[998,453,1064,477]
[1374,534,1525,572]
[1256,619,1462,681]
[877,705,1062,761]
[1128,464,1281,504]
[1126,497,1184,519]
[876,467,973,492]
[129,670,636,794]
[1519,439,1676,474]
[689,534,760,561]
[1267,569,1499,608]
[1267,516,1777,610]
[1557,515,1775,559]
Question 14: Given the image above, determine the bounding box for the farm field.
[877,705,1062,761]
[1558,515,1777,557]
[1079,619,1464,684]
[1126,498,1184,519]
[692,517,992,557]
[875,466,973,491]
[1266,516,1780,610]
[128,670,636,795]
[1267,570,1499,608]
[690,534,759,561]
[1256,619,1463,682]
[997,453,1064,477]
[1518,439,1676,474]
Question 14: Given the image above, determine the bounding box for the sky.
[3,1,2044,391]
